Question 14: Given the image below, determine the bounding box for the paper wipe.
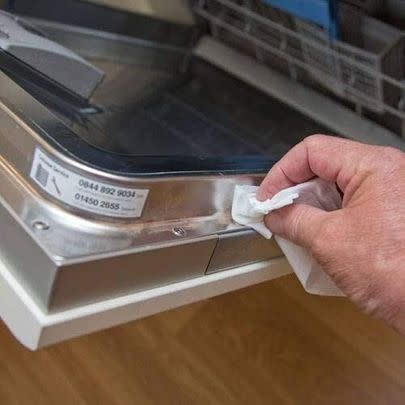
[232,179,343,296]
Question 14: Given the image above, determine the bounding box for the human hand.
[258,135,405,334]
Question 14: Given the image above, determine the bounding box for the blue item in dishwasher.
[261,0,339,39]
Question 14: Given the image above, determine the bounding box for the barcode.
[35,164,49,188]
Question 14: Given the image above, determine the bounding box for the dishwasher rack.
[193,0,405,135]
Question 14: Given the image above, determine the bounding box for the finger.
[257,135,371,200]
[264,204,330,248]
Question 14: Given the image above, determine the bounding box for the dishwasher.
[0,0,404,349]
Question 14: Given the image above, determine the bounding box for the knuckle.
[304,134,328,148]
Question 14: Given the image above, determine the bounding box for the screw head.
[32,221,50,231]
[172,227,186,237]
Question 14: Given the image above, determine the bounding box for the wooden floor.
[1,274,405,404]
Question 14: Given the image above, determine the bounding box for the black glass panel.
[57,56,332,160]
[0,8,335,176]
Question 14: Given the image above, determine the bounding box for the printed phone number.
[78,179,137,198]
[74,193,120,211]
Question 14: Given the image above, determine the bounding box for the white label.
[30,148,149,218]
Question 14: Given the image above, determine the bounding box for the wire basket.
[202,0,302,76]
[193,0,405,122]
[295,3,403,111]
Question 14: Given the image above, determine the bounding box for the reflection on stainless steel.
[0,12,104,99]
[0,17,355,314]
[81,57,325,157]
[0,148,284,312]
[19,17,191,69]
[19,17,328,159]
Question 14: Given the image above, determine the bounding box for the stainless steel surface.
[11,0,195,48]
[0,20,329,221]
[0,33,309,312]
[0,13,402,314]
[19,17,190,69]
[51,237,217,311]
[0,189,58,311]
[13,17,326,162]
[83,0,195,25]
[206,230,282,274]
[0,153,284,312]
[83,58,322,157]
[0,55,285,311]
[32,220,50,231]
[0,12,104,99]
[0,69,254,221]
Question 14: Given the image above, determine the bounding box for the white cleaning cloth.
[232,178,344,296]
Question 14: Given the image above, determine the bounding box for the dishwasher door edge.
[0,253,292,350]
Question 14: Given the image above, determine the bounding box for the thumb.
[264,204,329,249]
